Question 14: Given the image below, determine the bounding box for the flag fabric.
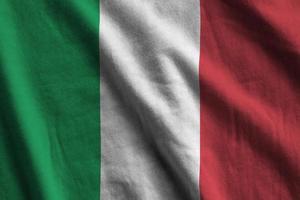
[1,0,300,200]
[201,1,300,199]
[100,1,200,199]
[0,1,99,200]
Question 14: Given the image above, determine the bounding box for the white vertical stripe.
[100,0,200,199]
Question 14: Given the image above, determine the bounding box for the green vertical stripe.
[0,0,99,200]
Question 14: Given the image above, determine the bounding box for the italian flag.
[1,0,300,200]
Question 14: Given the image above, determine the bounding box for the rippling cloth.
[100,0,200,199]
[3,0,300,199]
[0,0,200,199]
[201,0,300,199]
[0,1,99,200]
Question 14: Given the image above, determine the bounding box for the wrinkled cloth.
[100,0,200,199]
[201,0,300,199]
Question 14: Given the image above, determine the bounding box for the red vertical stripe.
[200,0,300,199]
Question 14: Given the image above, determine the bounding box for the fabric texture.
[3,0,300,199]
[0,1,99,200]
[201,0,300,199]
[100,0,200,199]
